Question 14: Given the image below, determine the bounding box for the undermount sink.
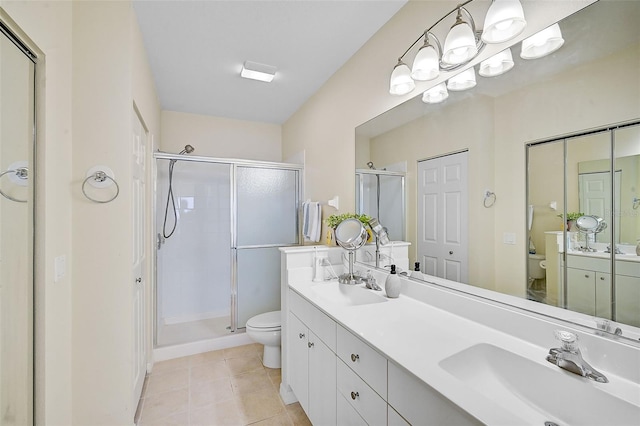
[310,282,387,307]
[439,343,639,425]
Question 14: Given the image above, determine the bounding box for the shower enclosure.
[154,154,301,347]
[356,169,405,241]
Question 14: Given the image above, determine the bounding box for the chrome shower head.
[179,144,195,155]
[367,161,376,169]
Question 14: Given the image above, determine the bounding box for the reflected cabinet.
[528,122,640,327]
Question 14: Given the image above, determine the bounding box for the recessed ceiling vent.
[240,61,277,83]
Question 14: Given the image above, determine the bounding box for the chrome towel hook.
[82,166,119,203]
[0,160,29,203]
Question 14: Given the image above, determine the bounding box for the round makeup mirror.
[334,218,368,284]
[575,215,607,252]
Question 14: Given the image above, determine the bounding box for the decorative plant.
[325,212,372,229]
[557,212,584,221]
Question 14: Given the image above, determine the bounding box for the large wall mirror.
[0,16,36,425]
[355,0,640,341]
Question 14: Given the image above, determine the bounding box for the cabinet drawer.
[289,290,312,325]
[337,393,368,426]
[337,359,387,426]
[289,289,336,351]
[566,255,610,273]
[337,324,387,397]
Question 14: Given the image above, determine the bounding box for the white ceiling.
[132,0,407,124]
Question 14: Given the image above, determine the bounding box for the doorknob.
[449,250,454,255]
[135,277,142,283]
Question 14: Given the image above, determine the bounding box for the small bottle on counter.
[385,264,401,298]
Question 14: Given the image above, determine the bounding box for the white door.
[417,152,468,283]
[132,109,147,407]
[578,171,620,244]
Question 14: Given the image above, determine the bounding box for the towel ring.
[0,166,28,203]
[633,197,640,210]
[82,167,119,203]
[483,191,496,208]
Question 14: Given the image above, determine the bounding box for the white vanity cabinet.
[336,325,388,425]
[566,268,611,317]
[287,290,337,425]
[566,256,612,317]
[614,261,640,327]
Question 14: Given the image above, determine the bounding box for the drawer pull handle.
[600,276,605,281]
[351,353,359,362]
[585,274,590,278]
[308,342,314,348]
[350,391,359,400]
[299,333,305,339]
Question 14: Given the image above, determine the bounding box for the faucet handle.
[554,330,579,351]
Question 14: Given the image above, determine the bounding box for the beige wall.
[2,0,161,424]
[368,95,496,289]
[0,1,74,423]
[161,110,282,162]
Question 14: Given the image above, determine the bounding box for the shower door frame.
[152,153,303,343]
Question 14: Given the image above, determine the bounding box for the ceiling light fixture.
[389,0,527,96]
[479,48,514,77]
[240,61,277,83]
[520,23,565,60]
[422,82,449,104]
[481,0,527,44]
[447,67,477,91]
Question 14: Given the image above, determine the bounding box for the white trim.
[151,332,253,363]
[162,311,229,325]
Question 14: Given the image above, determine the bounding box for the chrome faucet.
[363,270,382,291]
[546,330,608,383]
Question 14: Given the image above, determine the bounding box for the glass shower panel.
[236,247,282,328]
[378,175,405,241]
[356,172,405,241]
[235,166,299,329]
[155,160,232,346]
[236,167,298,246]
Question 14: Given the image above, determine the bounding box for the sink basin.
[310,282,387,307]
[439,343,640,425]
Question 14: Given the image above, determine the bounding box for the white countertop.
[287,273,640,425]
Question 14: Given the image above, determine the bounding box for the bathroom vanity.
[280,245,640,425]
[545,231,640,327]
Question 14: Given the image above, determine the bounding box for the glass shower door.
[234,166,299,329]
[155,160,232,346]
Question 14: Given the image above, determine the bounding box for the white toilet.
[528,253,546,280]
[246,310,281,368]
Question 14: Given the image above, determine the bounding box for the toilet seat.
[246,310,281,330]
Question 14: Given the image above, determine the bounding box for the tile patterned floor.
[136,343,311,426]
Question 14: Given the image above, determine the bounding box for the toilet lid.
[246,310,281,329]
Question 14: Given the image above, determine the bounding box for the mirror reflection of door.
[417,151,468,283]
[0,23,36,425]
[578,170,621,244]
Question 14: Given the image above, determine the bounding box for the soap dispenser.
[385,264,401,298]
[410,262,423,280]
